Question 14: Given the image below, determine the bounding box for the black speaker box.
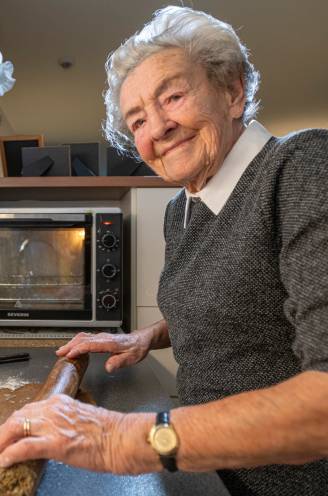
[65,142,106,176]
[21,146,71,176]
[107,147,156,176]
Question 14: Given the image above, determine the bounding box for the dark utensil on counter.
[0,352,30,364]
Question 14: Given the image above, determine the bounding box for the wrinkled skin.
[0,394,157,473]
[0,394,121,471]
[120,48,245,193]
[56,331,153,372]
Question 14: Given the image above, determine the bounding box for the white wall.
[0,106,15,135]
[265,113,328,136]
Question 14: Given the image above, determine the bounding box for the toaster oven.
[0,207,122,329]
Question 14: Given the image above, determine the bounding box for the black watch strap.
[157,411,178,472]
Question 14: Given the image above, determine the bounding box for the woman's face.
[120,48,245,192]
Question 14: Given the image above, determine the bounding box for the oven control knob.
[101,293,118,310]
[101,263,118,279]
[101,232,118,250]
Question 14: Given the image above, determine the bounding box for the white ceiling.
[0,0,327,144]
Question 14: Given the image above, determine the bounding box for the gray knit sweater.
[157,129,328,495]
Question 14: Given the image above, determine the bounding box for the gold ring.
[23,417,31,437]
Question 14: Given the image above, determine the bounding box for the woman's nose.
[148,108,177,141]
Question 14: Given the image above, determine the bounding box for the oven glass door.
[0,213,92,320]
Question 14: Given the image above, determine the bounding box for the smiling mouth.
[162,135,196,156]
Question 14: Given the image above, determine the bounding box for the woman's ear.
[228,77,246,119]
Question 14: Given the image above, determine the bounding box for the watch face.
[154,426,178,456]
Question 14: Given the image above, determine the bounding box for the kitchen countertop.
[0,347,229,496]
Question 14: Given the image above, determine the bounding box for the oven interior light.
[102,221,113,225]
[78,229,86,240]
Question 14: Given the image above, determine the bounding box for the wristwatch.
[148,411,179,472]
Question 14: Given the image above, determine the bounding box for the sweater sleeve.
[277,129,328,372]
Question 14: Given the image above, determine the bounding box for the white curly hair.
[103,5,260,157]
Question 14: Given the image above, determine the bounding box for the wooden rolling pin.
[0,354,89,496]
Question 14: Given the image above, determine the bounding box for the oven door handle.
[0,218,92,228]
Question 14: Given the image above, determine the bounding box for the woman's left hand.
[0,394,157,473]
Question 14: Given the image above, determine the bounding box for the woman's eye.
[133,119,145,131]
[167,94,182,104]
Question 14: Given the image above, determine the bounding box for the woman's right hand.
[56,330,153,373]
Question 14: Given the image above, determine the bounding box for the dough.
[0,384,41,425]
[0,461,42,496]
[0,383,95,496]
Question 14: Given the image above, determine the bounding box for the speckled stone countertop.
[0,346,230,496]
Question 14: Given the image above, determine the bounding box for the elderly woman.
[0,6,328,496]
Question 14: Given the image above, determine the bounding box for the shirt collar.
[184,120,272,220]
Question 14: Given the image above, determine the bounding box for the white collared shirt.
[184,120,272,228]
